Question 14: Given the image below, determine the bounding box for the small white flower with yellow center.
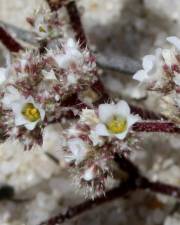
[95,101,140,140]
[2,86,45,130]
[66,138,89,165]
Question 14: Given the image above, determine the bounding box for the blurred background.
[0,0,180,225]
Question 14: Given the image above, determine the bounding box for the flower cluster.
[133,36,180,124]
[64,101,140,197]
[0,8,141,195]
[27,9,70,40]
[0,38,97,149]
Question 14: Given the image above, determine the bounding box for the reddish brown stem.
[66,1,87,48]
[115,154,180,199]
[148,181,180,198]
[40,154,180,225]
[46,0,165,122]
[39,181,135,225]
[0,26,24,52]
[46,0,87,48]
[133,122,180,133]
[38,3,180,224]
[130,105,165,120]
[115,154,180,198]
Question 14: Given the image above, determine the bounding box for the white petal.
[64,155,75,163]
[82,167,95,181]
[42,69,57,80]
[0,68,7,84]
[14,114,27,126]
[95,123,110,136]
[127,114,140,127]
[25,122,37,130]
[2,86,22,107]
[66,38,76,49]
[133,70,149,82]
[115,130,128,140]
[162,49,177,67]
[68,49,82,61]
[155,48,162,57]
[21,59,27,67]
[98,104,115,122]
[11,102,23,114]
[115,100,130,117]
[89,130,104,146]
[167,36,180,51]
[54,54,72,69]
[39,107,45,120]
[174,74,180,86]
[67,73,78,85]
[142,55,155,71]
[68,138,88,164]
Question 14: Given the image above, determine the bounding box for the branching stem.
[0,26,24,52]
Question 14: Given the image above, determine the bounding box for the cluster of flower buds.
[133,36,180,124]
[0,38,97,149]
[63,101,140,197]
[27,9,70,40]
[0,9,142,196]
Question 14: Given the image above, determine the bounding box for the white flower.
[0,67,8,85]
[53,38,83,69]
[167,36,180,52]
[82,166,95,181]
[133,49,162,83]
[2,87,45,130]
[42,69,57,80]
[34,14,48,38]
[66,138,89,165]
[95,101,140,140]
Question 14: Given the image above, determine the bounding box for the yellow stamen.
[39,25,46,33]
[106,116,127,134]
[22,103,40,122]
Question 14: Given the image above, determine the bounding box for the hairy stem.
[39,181,135,225]
[46,0,87,48]
[39,2,180,225]
[40,154,180,225]
[115,154,180,198]
[66,1,87,48]
[130,105,165,120]
[133,121,180,133]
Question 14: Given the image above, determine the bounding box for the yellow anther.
[106,116,127,134]
[22,103,40,122]
[39,25,46,33]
